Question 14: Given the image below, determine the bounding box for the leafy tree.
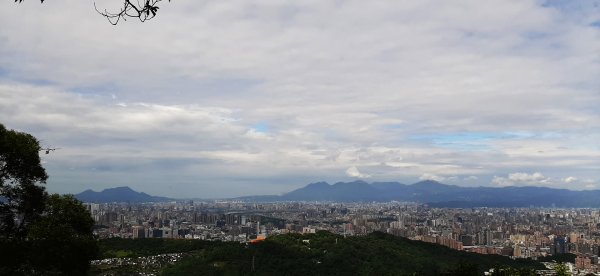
[554,263,571,276]
[441,262,478,276]
[26,194,98,275]
[0,123,48,239]
[0,123,97,275]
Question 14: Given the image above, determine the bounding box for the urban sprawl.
[87,201,600,274]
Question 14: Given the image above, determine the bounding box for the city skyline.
[0,1,599,198]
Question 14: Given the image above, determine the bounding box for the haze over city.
[0,0,598,198]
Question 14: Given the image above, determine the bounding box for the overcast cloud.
[0,0,598,198]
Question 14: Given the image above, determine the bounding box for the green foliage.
[155,231,544,276]
[0,194,99,275]
[27,194,98,275]
[0,123,97,275]
[553,262,571,276]
[29,194,95,240]
[537,253,576,263]
[0,123,48,239]
[0,124,47,187]
[441,262,479,276]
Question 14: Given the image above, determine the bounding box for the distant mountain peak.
[104,186,135,192]
[306,181,330,187]
[413,180,443,186]
[75,186,170,203]
[333,180,369,186]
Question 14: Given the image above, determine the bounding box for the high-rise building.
[132,226,145,239]
[485,229,493,246]
[553,236,567,254]
[152,228,162,238]
[575,255,592,270]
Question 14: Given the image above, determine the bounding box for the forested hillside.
[94,231,544,275]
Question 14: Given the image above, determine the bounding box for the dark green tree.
[27,194,98,275]
[0,123,48,239]
[0,123,97,275]
[442,261,478,276]
[554,263,571,276]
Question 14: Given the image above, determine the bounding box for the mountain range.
[238,180,600,207]
[75,186,171,203]
[73,181,600,207]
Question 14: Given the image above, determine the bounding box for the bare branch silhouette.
[17,0,171,25]
[94,0,170,25]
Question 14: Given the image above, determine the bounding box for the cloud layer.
[0,0,598,197]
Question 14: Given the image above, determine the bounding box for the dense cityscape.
[87,200,600,274]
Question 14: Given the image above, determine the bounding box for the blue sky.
[0,0,598,197]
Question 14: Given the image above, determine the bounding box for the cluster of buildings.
[85,201,600,274]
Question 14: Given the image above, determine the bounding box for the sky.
[0,0,598,198]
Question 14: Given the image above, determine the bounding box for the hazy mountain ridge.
[73,181,600,207]
[239,180,600,207]
[75,186,172,203]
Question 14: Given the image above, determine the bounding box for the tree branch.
[94,0,170,25]
[17,0,171,25]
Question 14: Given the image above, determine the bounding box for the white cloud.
[346,166,371,179]
[419,173,447,182]
[509,172,549,183]
[417,174,477,183]
[0,1,598,196]
[491,172,552,187]
[465,176,479,181]
[563,176,578,183]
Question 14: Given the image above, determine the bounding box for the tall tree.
[27,194,98,275]
[0,123,97,275]
[0,123,48,239]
